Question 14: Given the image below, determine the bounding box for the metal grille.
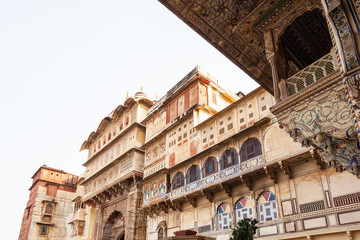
[300,200,325,213]
[334,192,360,207]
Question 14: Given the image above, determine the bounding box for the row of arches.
[172,138,262,190]
[217,192,278,230]
[156,192,278,239]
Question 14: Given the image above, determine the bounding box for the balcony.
[282,51,338,98]
[73,209,86,222]
[271,48,360,178]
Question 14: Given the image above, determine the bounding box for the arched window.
[186,165,200,184]
[257,192,278,223]
[158,228,164,239]
[157,220,167,239]
[172,172,184,190]
[45,204,53,215]
[240,138,262,162]
[217,203,232,230]
[235,198,253,222]
[202,157,218,177]
[220,148,239,170]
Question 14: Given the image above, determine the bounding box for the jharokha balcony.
[142,149,310,216]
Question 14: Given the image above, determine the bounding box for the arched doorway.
[102,211,125,240]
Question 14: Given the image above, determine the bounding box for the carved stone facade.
[155,0,360,239]
[157,0,360,179]
[79,91,152,240]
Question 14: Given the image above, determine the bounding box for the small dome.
[134,91,148,101]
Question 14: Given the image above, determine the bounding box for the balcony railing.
[185,179,202,192]
[170,186,186,200]
[220,165,240,179]
[285,50,338,97]
[241,155,264,171]
[202,172,220,187]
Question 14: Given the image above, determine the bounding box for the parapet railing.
[284,50,338,97]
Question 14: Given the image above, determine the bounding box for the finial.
[141,86,143,91]
[126,91,129,98]
[156,94,158,100]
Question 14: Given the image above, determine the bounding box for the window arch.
[217,203,232,230]
[158,228,164,239]
[202,156,218,177]
[186,165,200,184]
[240,138,262,162]
[45,204,53,215]
[172,172,184,190]
[220,148,239,170]
[235,198,253,222]
[157,220,167,239]
[257,192,278,223]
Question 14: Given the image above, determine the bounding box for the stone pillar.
[264,29,281,102]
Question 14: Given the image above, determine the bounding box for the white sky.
[0,1,258,238]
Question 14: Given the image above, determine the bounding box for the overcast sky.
[0,1,258,238]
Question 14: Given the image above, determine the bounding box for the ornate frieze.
[276,80,360,178]
[220,164,239,179]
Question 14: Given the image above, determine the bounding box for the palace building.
[18,165,78,240]
[19,0,360,239]
[78,90,153,240]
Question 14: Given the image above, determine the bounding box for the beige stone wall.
[28,185,75,240]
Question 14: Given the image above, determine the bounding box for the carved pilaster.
[264,29,281,102]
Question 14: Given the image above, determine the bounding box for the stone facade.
[154,0,360,239]
[18,165,78,240]
[79,91,153,240]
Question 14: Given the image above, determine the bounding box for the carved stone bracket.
[108,188,118,197]
[239,175,253,191]
[95,195,105,204]
[278,113,360,179]
[220,183,232,197]
[170,201,182,212]
[264,166,277,184]
[278,161,293,179]
[310,148,325,170]
[185,196,197,208]
[201,190,214,203]
[150,205,161,216]
[158,202,168,214]
[102,191,111,201]
[85,200,96,208]
[144,207,153,218]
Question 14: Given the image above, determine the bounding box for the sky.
[0,0,258,238]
